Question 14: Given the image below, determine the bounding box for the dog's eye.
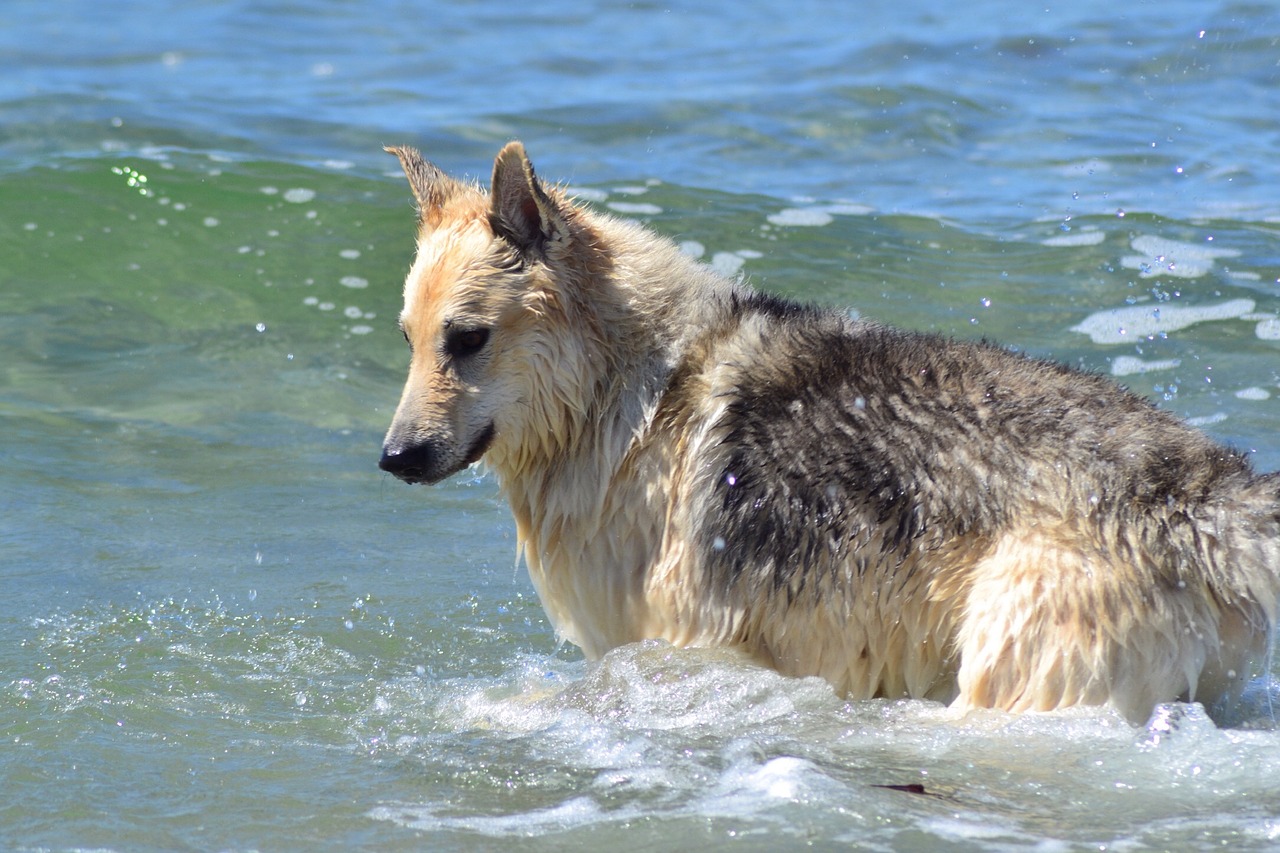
[445,327,490,358]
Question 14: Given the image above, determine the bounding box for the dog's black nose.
[379,442,435,483]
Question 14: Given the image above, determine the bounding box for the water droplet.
[980,297,991,308]
[724,473,737,487]
[255,322,267,333]
[712,536,726,551]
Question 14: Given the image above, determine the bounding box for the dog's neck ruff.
[488,218,741,655]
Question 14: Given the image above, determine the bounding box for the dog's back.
[671,299,1280,719]
[380,142,1280,723]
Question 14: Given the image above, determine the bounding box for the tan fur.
[380,142,1280,723]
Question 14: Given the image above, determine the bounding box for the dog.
[378,141,1280,723]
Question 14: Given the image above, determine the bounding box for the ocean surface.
[5,1,1280,849]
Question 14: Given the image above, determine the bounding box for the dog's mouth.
[463,422,496,466]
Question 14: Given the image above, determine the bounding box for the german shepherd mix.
[379,142,1280,722]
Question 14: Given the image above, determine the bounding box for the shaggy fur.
[379,141,1280,722]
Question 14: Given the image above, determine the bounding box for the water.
[4,1,1280,849]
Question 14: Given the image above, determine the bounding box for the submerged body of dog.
[379,142,1280,722]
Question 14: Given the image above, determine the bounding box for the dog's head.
[378,142,607,485]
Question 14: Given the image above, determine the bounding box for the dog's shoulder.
[672,296,980,589]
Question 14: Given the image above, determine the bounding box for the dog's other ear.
[385,145,459,226]
[489,141,570,258]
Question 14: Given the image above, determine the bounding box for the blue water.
[4,1,1280,850]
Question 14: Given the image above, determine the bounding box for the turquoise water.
[5,1,1280,849]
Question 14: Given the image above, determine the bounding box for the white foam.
[1043,230,1106,247]
[1132,234,1239,260]
[1122,234,1240,279]
[370,796,611,838]
[282,188,316,204]
[711,252,746,276]
[731,755,812,800]
[339,249,360,259]
[339,276,368,289]
[767,202,872,227]
[1070,298,1255,344]
[1235,387,1271,401]
[767,208,833,227]
[1186,412,1229,427]
[1110,355,1181,376]
[678,240,705,259]
[1121,254,1214,279]
[1255,318,1280,340]
[823,203,874,216]
[569,187,608,203]
[607,201,662,215]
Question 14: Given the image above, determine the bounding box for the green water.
[5,0,1280,849]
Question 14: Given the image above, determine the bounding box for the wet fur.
[379,142,1280,723]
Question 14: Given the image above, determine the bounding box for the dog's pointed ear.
[489,141,570,257]
[385,145,459,226]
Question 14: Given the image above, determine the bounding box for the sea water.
[4,1,1280,849]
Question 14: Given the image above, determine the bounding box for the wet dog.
[379,142,1280,722]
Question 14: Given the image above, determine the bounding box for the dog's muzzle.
[379,424,495,485]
